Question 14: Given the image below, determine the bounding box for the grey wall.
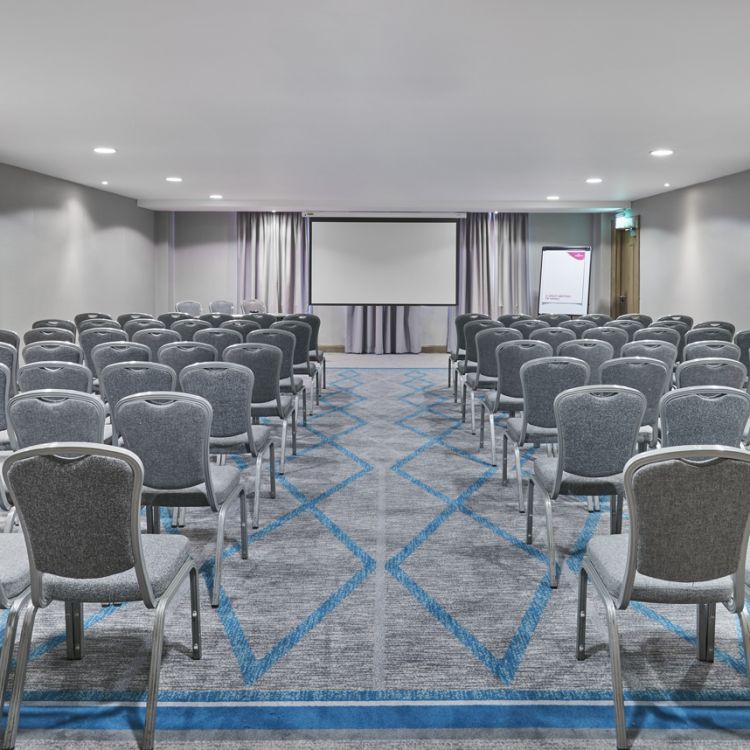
[0,162,158,336]
[634,169,750,329]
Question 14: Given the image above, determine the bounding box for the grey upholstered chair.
[529,326,576,354]
[583,326,629,358]
[559,319,598,339]
[17,362,92,394]
[74,312,112,328]
[684,327,732,346]
[527,385,646,586]
[114,392,246,608]
[581,313,613,326]
[617,313,652,327]
[683,340,741,361]
[180,362,276,528]
[0,343,19,395]
[91,341,151,380]
[576,445,750,750]
[451,313,490,396]
[285,313,326,391]
[480,340,552,467]
[633,325,681,348]
[0,364,13,450]
[660,386,750,448]
[650,319,689,359]
[241,312,278,329]
[511,318,549,339]
[78,318,122,333]
[100,362,177,416]
[157,342,216,381]
[734,329,750,375]
[209,299,235,315]
[8,389,106,449]
[600,357,670,448]
[23,327,75,346]
[1,442,200,750]
[157,312,191,328]
[621,339,678,373]
[175,300,202,317]
[694,320,736,337]
[32,318,76,335]
[0,330,20,350]
[22,341,84,365]
[221,319,261,340]
[537,313,570,327]
[224,342,296,474]
[272,319,318,413]
[79,327,128,370]
[200,312,233,328]
[675,358,747,390]
[497,313,531,327]
[241,299,266,314]
[117,312,153,327]
[132,328,181,361]
[458,320,504,417]
[466,328,522,436]
[504,357,590,511]
[171,318,212,341]
[124,318,165,339]
[658,313,694,328]
[604,319,643,341]
[557,339,614,385]
[194,327,243,359]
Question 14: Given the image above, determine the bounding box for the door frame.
[610,215,640,317]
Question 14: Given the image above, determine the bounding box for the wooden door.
[610,218,640,318]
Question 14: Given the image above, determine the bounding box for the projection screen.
[310,219,458,305]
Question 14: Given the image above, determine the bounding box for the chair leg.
[593,495,600,512]
[279,419,288,475]
[696,603,716,663]
[576,566,588,660]
[212,502,230,607]
[513,443,524,512]
[189,567,202,661]
[253,454,262,529]
[0,593,29,714]
[447,356,452,387]
[502,433,508,485]
[323,357,327,389]
[543,490,557,588]
[526,479,534,544]
[461,383,467,423]
[65,601,84,660]
[239,489,248,561]
[269,443,276,498]
[301,391,307,427]
[177,506,186,528]
[291,408,297,455]
[489,410,497,467]
[615,494,624,535]
[470,390,476,435]
[3,507,16,534]
[479,403,485,449]
[453,368,458,403]
[2,604,37,750]
[315,370,320,406]
[739,610,750,680]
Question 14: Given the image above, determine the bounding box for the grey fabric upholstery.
[533,455,625,496]
[194,328,243,359]
[675,358,747,389]
[132,327,181,360]
[660,386,750,447]
[99,362,177,411]
[79,328,128,369]
[209,300,235,315]
[175,300,201,317]
[74,312,112,327]
[472,328,522,383]
[520,358,590,430]
[684,327,732,345]
[454,313,490,354]
[285,314,322,353]
[32,319,76,334]
[171,318,212,341]
[23,327,75,345]
[485,339,553,413]
[145,463,241,508]
[221,319,261,338]
[157,342,216,379]
[0,344,18,391]
[242,313,277,329]
[0,364,11,435]
[247,329,296,381]
[511,319,549,339]
[251,395,294,419]
[658,314,694,328]
[241,299,266,314]
[0,533,31,600]
[529,326,576,354]
[537,313,570,327]
[91,342,151,378]
[224,343,282,404]
[618,313,653,327]
[17,362,92,393]
[634,325,681,348]
[462,320,504,365]
[684,341,741,361]
[200,313,234,328]
[604,319,643,341]
[0,330,20,349]
[694,320,736,337]
[505,416,558,443]
[584,326,629,357]
[557,340,614,385]
[734,329,750,374]
[581,313,613,326]
[22,342,83,364]
[157,312,191,327]
[271,320,312,368]
[78,318,122,333]
[117,312,153,327]
[622,340,678,373]
[497,314,531,327]
[123,318,165,339]
[559,319,597,338]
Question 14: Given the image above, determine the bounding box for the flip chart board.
[538,246,592,315]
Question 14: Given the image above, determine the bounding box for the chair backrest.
[171,318,212,341]
[131,328,181,360]
[660,387,750,448]
[604,319,643,341]
[91,341,151,379]
[694,320,736,337]
[284,313,322,352]
[657,314,694,329]
[497,313,531,327]
[734,329,750,374]
[634,325,681,348]
[117,312,153,327]
[555,385,646,485]
[123,318,165,339]
[683,341,740,361]
[74,312,112,327]
[474,328,522,378]
[180,362,254,439]
[0,364,12,431]
[17,362,92,393]
[684,327,733,346]
[157,342,216,380]
[99,362,177,412]
[3,443,157,607]
[621,339,678,373]
[651,318,689,336]
[220,319,261,339]
[246,329,296,380]
[23,327,75,346]
[620,446,750,608]
[0,343,18,386]
[580,313,613,326]
[78,328,128,369]
[22,342,84,365]
[519,357,590,431]
[32,318,76,334]
[559,319,598,338]
[583,326,629,357]
[462,319,502,361]
[675,358,747,389]
[194,327,243,359]
[223,342,282,405]
[175,300,202,317]
[78,318,122,333]
[200,312,234,328]
[8,389,106,449]
[0,330,20,349]
[529,326,576,354]
[455,313,490,351]
[495,340,553,399]
[270,320,312,366]
[537,313,570,327]
[241,299,267,314]
[209,300,235,315]
[114,392,213,499]
[557,339,614,384]
[157,312,191,327]
[600,356,670,428]
[241,312,278,329]
[510,318,549,339]
[618,313,653,327]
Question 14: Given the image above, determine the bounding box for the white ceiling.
[2,0,749,212]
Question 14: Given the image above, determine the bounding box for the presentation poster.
[537,246,592,315]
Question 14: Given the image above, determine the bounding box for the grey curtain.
[238,212,309,314]
[345,306,422,354]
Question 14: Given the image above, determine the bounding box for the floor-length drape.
[345,306,422,354]
[237,212,309,314]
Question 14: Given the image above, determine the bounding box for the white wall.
[633,169,750,329]
[0,162,157,336]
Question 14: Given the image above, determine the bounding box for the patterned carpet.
[4,367,750,747]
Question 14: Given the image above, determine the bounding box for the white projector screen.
[538,246,592,315]
[310,219,458,305]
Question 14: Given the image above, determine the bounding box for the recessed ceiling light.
[209,194,223,200]
[101,180,109,186]
[664,182,671,187]
[93,146,116,155]
[650,148,674,157]
[165,176,182,183]
[585,177,603,184]
[546,195,560,201]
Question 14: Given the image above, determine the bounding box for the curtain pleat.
[345,305,422,354]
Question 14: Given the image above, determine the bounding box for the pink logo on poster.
[567,251,586,261]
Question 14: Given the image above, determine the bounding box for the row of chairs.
[176,298,266,316]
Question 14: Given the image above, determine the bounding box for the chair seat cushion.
[40,534,191,603]
[0,533,30,601]
[279,376,304,394]
[309,351,325,363]
[210,425,273,456]
[506,417,557,444]
[450,350,466,363]
[252,395,294,419]
[533,456,624,496]
[456,361,476,375]
[585,534,734,604]
[465,373,496,390]
[145,464,242,508]
[293,363,317,377]
[483,391,523,415]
